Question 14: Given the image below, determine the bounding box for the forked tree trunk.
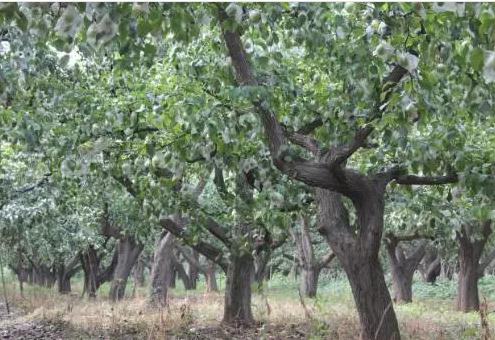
[420,247,441,283]
[292,215,335,298]
[173,256,193,290]
[177,245,219,293]
[385,237,426,303]
[149,233,175,307]
[56,254,80,294]
[456,222,494,312]
[81,246,99,298]
[316,189,400,340]
[222,253,254,326]
[109,236,143,301]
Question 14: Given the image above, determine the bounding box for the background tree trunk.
[149,233,175,307]
[187,250,199,289]
[386,237,426,303]
[109,236,143,301]
[205,262,218,292]
[132,255,146,287]
[456,222,495,312]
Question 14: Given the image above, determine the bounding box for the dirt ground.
[0,301,89,340]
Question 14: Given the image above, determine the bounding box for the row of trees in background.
[0,3,494,340]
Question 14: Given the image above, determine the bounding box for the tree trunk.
[109,236,143,301]
[149,233,175,307]
[81,246,99,298]
[222,253,254,326]
[169,269,176,288]
[316,189,400,340]
[456,222,495,312]
[56,263,71,294]
[253,251,271,285]
[205,262,218,292]
[300,267,320,298]
[132,255,146,287]
[386,238,426,303]
[187,250,199,289]
[344,257,400,340]
[425,258,441,283]
[173,256,193,290]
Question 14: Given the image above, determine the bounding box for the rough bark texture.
[149,233,175,307]
[222,253,254,326]
[109,236,144,301]
[385,236,427,303]
[456,222,494,312]
[316,189,400,340]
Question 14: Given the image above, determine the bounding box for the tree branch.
[317,253,336,270]
[479,247,495,273]
[204,217,231,248]
[159,217,228,272]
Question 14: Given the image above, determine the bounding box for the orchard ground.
[0,271,493,339]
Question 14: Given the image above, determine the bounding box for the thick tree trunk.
[457,230,482,312]
[456,222,494,312]
[317,189,400,340]
[81,246,99,298]
[57,269,71,294]
[344,257,400,340]
[149,233,175,307]
[109,236,143,301]
[386,238,426,303]
[222,253,254,326]
[457,263,480,312]
[391,270,412,303]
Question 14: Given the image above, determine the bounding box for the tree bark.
[205,262,218,292]
[317,189,400,340]
[385,236,426,303]
[132,255,146,287]
[300,267,320,298]
[109,236,143,301]
[56,254,80,294]
[149,233,175,307]
[222,253,254,326]
[187,250,200,289]
[291,215,334,298]
[456,222,495,312]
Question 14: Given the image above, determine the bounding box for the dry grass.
[2,279,494,339]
